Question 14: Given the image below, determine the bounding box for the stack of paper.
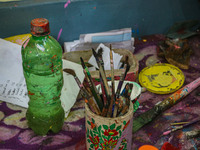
[64,28,135,53]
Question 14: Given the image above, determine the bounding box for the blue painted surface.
[0,0,200,45]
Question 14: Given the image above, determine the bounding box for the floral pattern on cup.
[86,118,130,150]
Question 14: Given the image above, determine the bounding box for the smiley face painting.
[139,63,185,94]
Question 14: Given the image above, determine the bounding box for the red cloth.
[161,142,180,150]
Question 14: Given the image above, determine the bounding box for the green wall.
[0,0,200,45]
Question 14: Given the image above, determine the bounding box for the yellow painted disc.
[4,34,31,45]
[139,63,185,94]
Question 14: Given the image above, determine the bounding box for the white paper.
[0,38,29,107]
[63,28,135,53]
[79,28,132,43]
[61,59,85,114]
[64,40,80,53]
[88,43,123,70]
[0,38,84,116]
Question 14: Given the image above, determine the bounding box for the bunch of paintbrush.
[80,57,104,111]
[162,118,200,136]
[78,45,131,117]
[91,48,111,116]
[113,55,130,117]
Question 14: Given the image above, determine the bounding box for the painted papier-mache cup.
[85,101,133,150]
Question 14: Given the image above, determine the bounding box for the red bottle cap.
[31,18,50,36]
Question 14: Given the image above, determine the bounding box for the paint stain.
[22,38,30,49]
[177,132,183,139]
[64,0,71,8]
[28,91,35,95]
[147,132,152,136]
[143,39,147,42]
[57,28,62,41]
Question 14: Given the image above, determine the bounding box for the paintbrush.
[83,67,103,109]
[80,57,103,111]
[115,62,128,98]
[113,61,129,117]
[170,122,190,126]
[92,48,112,98]
[118,83,130,115]
[99,76,107,106]
[82,58,107,116]
[126,83,133,106]
[110,45,115,95]
[96,47,109,102]
[162,118,200,136]
[113,97,121,117]
[107,45,116,117]
[118,83,133,116]
[93,48,108,106]
[120,83,129,97]
[83,81,103,115]
[118,103,129,117]
[100,76,109,117]
[63,68,86,93]
[117,96,126,115]
[92,48,112,116]
[132,77,200,133]
[63,68,101,115]
[97,47,104,69]
[124,55,130,79]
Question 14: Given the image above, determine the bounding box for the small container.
[85,100,133,150]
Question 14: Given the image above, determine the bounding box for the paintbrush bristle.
[124,55,130,78]
[97,47,104,68]
[92,48,97,57]
[125,55,128,62]
[92,48,101,65]
[80,57,86,69]
[125,56,130,67]
[63,68,76,77]
[97,47,103,58]
[92,48,97,59]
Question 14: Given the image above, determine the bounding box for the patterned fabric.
[0,34,199,150]
[132,35,200,150]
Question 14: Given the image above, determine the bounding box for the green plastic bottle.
[21,18,65,135]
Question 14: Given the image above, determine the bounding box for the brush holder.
[85,99,133,150]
